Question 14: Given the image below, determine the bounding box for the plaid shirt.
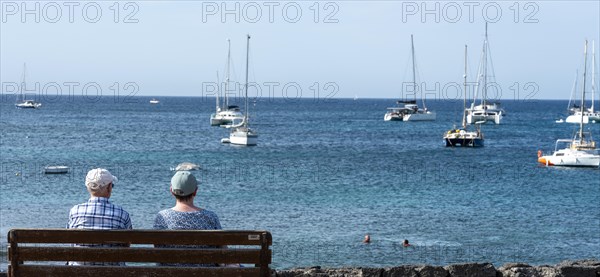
[67,197,132,230]
[67,197,132,266]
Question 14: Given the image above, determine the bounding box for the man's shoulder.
[69,202,88,212]
[112,203,131,215]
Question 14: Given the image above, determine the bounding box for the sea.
[0,96,599,270]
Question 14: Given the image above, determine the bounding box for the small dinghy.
[43,166,69,174]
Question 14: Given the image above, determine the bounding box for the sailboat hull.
[538,149,600,167]
[384,112,402,121]
[384,110,435,121]
[565,112,600,124]
[15,102,41,109]
[230,129,258,146]
[404,112,436,121]
[210,110,244,126]
[444,137,484,147]
[211,117,235,126]
[466,111,502,124]
[443,129,484,147]
[15,104,39,109]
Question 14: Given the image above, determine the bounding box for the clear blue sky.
[1,1,599,100]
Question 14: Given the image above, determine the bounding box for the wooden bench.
[7,228,272,277]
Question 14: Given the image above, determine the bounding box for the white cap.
[85,168,118,190]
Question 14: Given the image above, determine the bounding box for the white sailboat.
[15,63,42,109]
[444,45,484,147]
[224,34,258,146]
[466,23,504,125]
[384,34,436,122]
[566,40,600,124]
[211,39,244,126]
[539,40,600,167]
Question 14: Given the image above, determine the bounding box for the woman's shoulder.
[158,208,218,218]
[157,208,173,215]
[198,209,219,218]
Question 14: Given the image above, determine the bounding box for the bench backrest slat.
[9,229,271,245]
[17,265,261,277]
[17,247,271,264]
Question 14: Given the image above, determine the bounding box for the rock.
[556,265,596,277]
[444,263,496,277]
[272,260,600,277]
[535,265,562,277]
[323,268,361,276]
[498,266,551,277]
[554,260,600,277]
[383,265,418,277]
[414,265,448,277]
[497,263,533,277]
[500,263,532,270]
[276,268,324,277]
[557,259,600,267]
[358,267,384,277]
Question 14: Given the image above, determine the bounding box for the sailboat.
[15,63,42,109]
[566,40,600,124]
[538,40,600,167]
[384,35,436,121]
[210,39,244,126]
[223,34,258,146]
[465,23,504,125]
[444,45,484,147]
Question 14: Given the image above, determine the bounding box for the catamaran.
[465,23,504,125]
[444,45,484,147]
[566,40,600,124]
[384,35,436,122]
[538,40,600,167]
[210,39,244,126]
[222,35,258,146]
[15,63,42,109]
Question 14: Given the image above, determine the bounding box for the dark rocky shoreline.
[1,259,598,276]
[273,260,600,277]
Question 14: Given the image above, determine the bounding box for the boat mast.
[21,63,27,102]
[580,40,588,142]
[410,34,422,108]
[482,22,488,106]
[216,71,220,111]
[567,70,578,112]
[592,40,596,113]
[244,34,250,128]
[225,39,231,109]
[463,45,468,129]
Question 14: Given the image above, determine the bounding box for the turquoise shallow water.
[0,96,599,269]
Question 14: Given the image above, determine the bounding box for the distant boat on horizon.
[211,39,244,127]
[384,34,435,122]
[223,35,258,146]
[566,40,600,124]
[465,23,504,125]
[15,63,42,109]
[150,98,160,104]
